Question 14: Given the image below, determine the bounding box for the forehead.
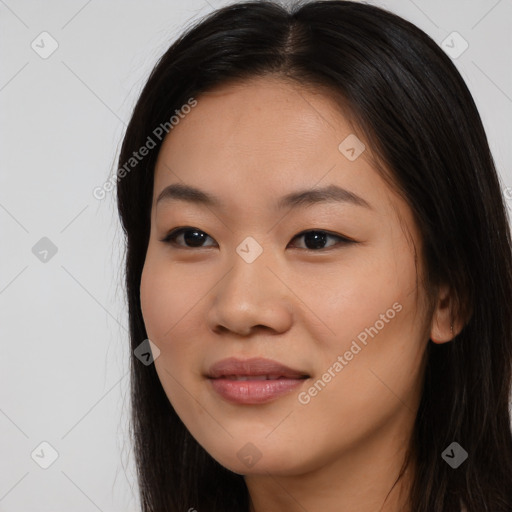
[154,77,381,198]
[159,76,357,155]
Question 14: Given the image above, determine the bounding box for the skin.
[139,76,458,512]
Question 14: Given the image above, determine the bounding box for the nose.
[206,251,294,337]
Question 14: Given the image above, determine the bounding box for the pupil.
[184,230,206,247]
[305,231,326,249]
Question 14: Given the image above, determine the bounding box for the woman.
[116,1,512,510]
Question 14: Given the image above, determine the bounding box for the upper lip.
[207,357,309,379]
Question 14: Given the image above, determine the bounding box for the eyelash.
[159,226,357,251]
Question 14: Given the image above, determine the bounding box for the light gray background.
[1,0,511,510]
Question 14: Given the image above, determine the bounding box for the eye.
[288,230,356,250]
[159,227,216,248]
[160,227,356,251]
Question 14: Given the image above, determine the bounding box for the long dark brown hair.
[115,1,512,510]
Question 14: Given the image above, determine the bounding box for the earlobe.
[430,321,455,344]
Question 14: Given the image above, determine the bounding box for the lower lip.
[209,377,306,404]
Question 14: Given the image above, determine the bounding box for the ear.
[430,284,461,344]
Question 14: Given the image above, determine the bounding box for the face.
[140,76,431,477]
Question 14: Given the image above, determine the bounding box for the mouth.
[206,357,310,404]
[220,374,306,380]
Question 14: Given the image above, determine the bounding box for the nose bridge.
[222,239,276,304]
[207,237,293,335]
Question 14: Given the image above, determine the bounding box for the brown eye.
[160,227,216,248]
[288,230,355,250]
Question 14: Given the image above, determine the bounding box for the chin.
[204,440,312,477]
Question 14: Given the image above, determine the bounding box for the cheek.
[139,255,201,402]
[290,258,423,460]
[299,243,424,429]
[313,251,423,403]
[295,244,418,354]
[139,250,214,395]
[140,260,171,340]
[140,251,203,341]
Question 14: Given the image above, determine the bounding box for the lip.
[206,357,309,405]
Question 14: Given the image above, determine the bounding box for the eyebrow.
[156,183,372,210]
